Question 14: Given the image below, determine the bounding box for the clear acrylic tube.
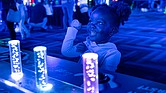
[33,46,52,91]
[8,40,23,81]
[82,53,99,93]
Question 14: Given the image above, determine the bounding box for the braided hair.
[89,1,131,28]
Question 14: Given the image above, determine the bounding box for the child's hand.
[71,19,82,30]
[76,42,87,53]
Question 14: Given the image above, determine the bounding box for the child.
[61,2,131,74]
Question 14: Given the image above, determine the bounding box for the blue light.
[8,40,23,81]
[33,46,53,91]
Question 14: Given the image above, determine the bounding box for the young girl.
[61,2,131,74]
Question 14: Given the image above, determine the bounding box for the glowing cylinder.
[8,40,23,81]
[33,46,48,90]
[82,53,99,93]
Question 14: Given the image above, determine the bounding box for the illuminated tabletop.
[0,60,83,93]
[1,55,166,93]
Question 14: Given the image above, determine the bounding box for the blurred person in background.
[43,0,54,30]
[148,0,164,11]
[61,0,74,30]
[16,0,30,40]
[1,0,30,62]
[148,0,155,10]
[28,0,48,31]
[1,0,17,40]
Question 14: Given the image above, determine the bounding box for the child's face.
[87,7,113,43]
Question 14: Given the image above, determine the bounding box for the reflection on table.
[0,61,83,93]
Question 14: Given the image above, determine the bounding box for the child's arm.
[61,19,83,57]
[61,20,82,57]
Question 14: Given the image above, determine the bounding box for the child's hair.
[89,1,131,27]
